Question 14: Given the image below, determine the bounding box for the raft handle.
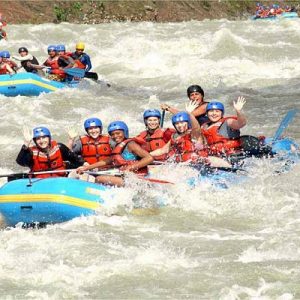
[20,206,33,211]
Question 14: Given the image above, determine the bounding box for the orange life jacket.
[111,138,147,174]
[136,128,174,161]
[73,60,86,69]
[168,132,208,162]
[201,116,242,156]
[45,57,66,78]
[31,140,65,178]
[80,135,111,164]
[0,63,8,74]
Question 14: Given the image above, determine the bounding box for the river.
[0,19,300,299]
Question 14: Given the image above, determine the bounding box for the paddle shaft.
[273,109,298,141]
[160,110,166,128]
[0,169,75,178]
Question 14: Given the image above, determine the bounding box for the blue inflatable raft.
[0,177,109,227]
[0,73,78,97]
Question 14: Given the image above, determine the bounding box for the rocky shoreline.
[1,0,299,24]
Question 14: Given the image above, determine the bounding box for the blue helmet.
[108,121,129,138]
[1,50,10,58]
[143,109,161,123]
[47,45,57,53]
[56,44,66,52]
[33,126,51,139]
[171,111,191,129]
[84,118,102,131]
[206,101,225,113]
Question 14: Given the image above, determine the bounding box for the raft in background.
[251,12,299,20]
[0,73,78,97]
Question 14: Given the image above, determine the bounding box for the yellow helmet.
[76,42,85,50]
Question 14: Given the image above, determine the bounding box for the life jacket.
[201,116,242,156]
[111,138,147,174]
[136,128,174,161]
[30,140,65,178]
[0,63,8,74]
[80,135,111,164]
[73,59,86,69]
[45,57,66,78]
[168,132,208,163]
[71,52,88,69]
[195,101,210,125]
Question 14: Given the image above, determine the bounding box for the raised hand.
[233,96,246,112]
[66,127,78,140]
[22,125,32,147]
[185,100,199,113]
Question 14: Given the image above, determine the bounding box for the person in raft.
[161,84,209,126]
[135,109,175,161]
[16,126,84,178]
[201,97,247,157]
[150,101,232,168]
[76,121,153,187]
[67,117,112,165]
[12,47,43,75]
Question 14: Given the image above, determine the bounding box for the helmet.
[1,50,10,58]
[143,109,161,123]
[187,85,204,98]
[108,121,129,138]
[56,44,66,52]
[171,111,191,129]
[76,42,85,50]
[206,101,225,113]
[18,47,28,53]
[47,45,57,53]
[84,118,102,131]
[33,126,51,139]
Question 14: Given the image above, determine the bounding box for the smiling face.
[87,126,101,139]
[207,109,223,122]
[35,136,50,149]
[174,121,188,134]
[110,130,125,143]
[189,92,203,104]
[146,117,160,130]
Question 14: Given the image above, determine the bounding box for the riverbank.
[1,0,299,24]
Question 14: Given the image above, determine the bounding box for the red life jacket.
[74,60,86,69]
[168,132,208,162]
[111,138,147,174]
[45,57,66,78]
[0,63,8,74]
[30,140,65,178]
[80,135,111,164]
[136,128,174,161]
[201,116,242,156]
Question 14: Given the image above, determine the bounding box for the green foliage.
[54,5,68,22]
[72,2,83,11]
[202,0,211,11]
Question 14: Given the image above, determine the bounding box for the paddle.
[0,169,76,179]
[84,71,98,81]
[64,68,85,78]
[273,109,298,141]
[160,110,165,128]
[85,169,174,184]
[84,71,111,87]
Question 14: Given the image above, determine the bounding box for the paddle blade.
[273,109,298,141]
[84,72,98,81]
[64,68,85,78]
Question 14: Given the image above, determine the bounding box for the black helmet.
[18,47,28,53]
[187,85,204,98]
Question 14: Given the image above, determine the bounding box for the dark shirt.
[21,56,39,73]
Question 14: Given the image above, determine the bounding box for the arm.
[161,103,179,115]
[150,141,171,157]
[16,145,33,168]
[227,96,247,130]
[191,102,207,117]
[125,141,154,171]
[77,157,112,173]
[83,54,92,71]
[59,143,85,168]
[12,54,33,61]
[5,63,15,74]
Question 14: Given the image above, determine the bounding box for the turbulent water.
[0,19,300,299]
